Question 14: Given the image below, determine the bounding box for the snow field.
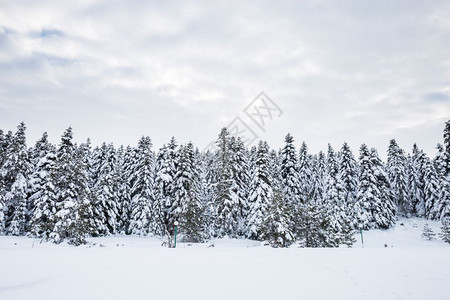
[1,218,449,300]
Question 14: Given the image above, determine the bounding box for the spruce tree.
[439,219,450,244]
[354,145,396,229]
[247,141,273,240]
[175,142,204,242]
[211,128,235,237]
[128,136,155,236]
[298,142,313,204]
[421,223,436,240]
[153,137,179,241]
[322,144,355,246]
[280,134,301,205]
[423,156,440,220]
[387,139,411,216]
[408,144,426,217]
[3,123,32,235]
[29,151,58,238]
[92,143,119,235]
[50,127,89,243]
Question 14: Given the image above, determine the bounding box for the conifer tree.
[311,151,327,205]
[280,134,301,206]
[408,144,426,217]
[355,145,396,229]
[387,139,410,216]
[247,141,273,240]
[421,223,436,240]
[439,219,450,244]
[3,123,32,235]
[423,156,440,220]
[92,143,119,234]
[211,128,234,237]
[153,137,179,241]
[116,145,132,234]
[298,142,313,204]
[260,186,294,248]
[128,136,155,236]
[322,144,355,246]
[175,142,204,242]
[229,137,251,236]
[29,151,58,238]
[50,127,89,243]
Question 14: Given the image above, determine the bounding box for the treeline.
[0,121,449,247]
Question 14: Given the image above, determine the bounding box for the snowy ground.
[1,218,449,300]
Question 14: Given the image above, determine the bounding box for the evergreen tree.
[408,144,426,217]
[116,145,132,234]
[153,137,179,241]
[298,142,313,204]
[439,219,450,244]
[2,123,32,235]
[29,151,58,238]
[211,128,235,237]
[260,187,294,248]
[128,136,155,236]
[338,142,359,225]
[92,143,119,235]
[387,139,410,216]
[421,223,436,240]
[247,141,273,240]
[423,156,440,220]
[175,142,204,242]
[354,145,396,229]
[311,151,327,205]
[280,134,301,205]
[322,144,355,246]
[228,137,251,236]
[50,127,89,243]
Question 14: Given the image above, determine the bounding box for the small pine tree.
[439,220,450,244]
[421,223,436,240]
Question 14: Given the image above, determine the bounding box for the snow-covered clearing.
[1,218,449,300]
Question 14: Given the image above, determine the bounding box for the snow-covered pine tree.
[128,136,155,236]
[280,134,301,204]
[153,137,179,242]
[296,203,328,248]
[436,121,450,221]
[355,145,396,230]
[408,144,426,217]
[338,142,359,226]
[29,150,58,238]
[92,143,119,235]
[370,147,397,228]
[229,137,251,236]
[421,223,436,240]
[3,123,32,235]
[423,156,440,220]
[311,151,326,205]
[387,139,411,216]
[247,141,273,240]
[279,133,301,229]
[211,128,235,237]
[175,142,204,242]
[50,127,89,243]
[115,145,132,234]
[200,150,216,238]
[322,144,355,247]
[444,120,450,175]
[260,184,294,248]
[439,219,450,244]
[298,142,313,204]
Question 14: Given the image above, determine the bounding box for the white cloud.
[0,0,449,157]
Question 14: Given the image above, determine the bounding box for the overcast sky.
[1,0,449,158]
